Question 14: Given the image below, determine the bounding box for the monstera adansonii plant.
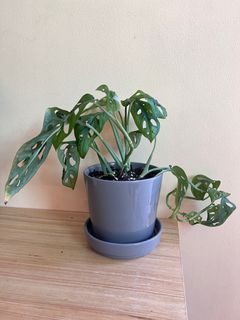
[4,85,236,227]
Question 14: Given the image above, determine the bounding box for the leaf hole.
[89,129,94,136]
[17,159,26,168]
[32,142,41,151]
[142,120,147,129]
[150,119,157,126]
[38,146,46,160]
[9,175,19,186]
[60,144,66,150]
[69,158,76,166]
[137,109,142,115]
[70,174,74,179]
[63,122,70,134]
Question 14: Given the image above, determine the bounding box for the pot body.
[84,163,163,243]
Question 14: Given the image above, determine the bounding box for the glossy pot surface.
[84,163,163,243]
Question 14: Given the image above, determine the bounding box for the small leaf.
[96,84,109,94]
[57,142,80,189]
[129,131,142,148]
[97,84,120,112]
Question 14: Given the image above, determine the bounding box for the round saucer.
[84,218,162,259]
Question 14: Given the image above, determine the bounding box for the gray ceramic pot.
[84,163,163,244]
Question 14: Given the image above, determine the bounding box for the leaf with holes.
[53,94,95,149]
[170,166,189,205]
[201,197,236,227]
[130,91,167,142]
[57,142,80,189]
[191,175,221,200]
[97,84,120,112]
[74,112,108,158]
[129,131,142,148]
[4,127,58,203]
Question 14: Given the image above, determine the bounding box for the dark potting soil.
[89,167,160,181]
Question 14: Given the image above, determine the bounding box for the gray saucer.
[84,218,162,259]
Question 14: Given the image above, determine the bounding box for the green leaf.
[129,91,167,142]
[53,94,95,149]
[208,188,230,202]
[96,84,120,112]
[201,197,236,227]
[57,142,80,189]
[74,112,108,158]
[170,166,189,204]
[191,175,221,200]
[4,111,64,203]
[129,130,142,148]
[4,132,54,203]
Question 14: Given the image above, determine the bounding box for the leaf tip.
[4,192,11,205]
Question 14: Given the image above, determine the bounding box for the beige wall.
[1,1,240,319]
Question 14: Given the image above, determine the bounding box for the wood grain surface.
[0,207,187,320]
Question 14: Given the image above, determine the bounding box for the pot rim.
[84,162,163,184]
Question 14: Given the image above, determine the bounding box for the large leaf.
[129,90,167,142]
[57,141,80,189]
[201,197,236,227]
[53,94,95,149]
[96,84,120,112]
[74,112,108,158]
[191,175,221,200]
[4,108,64,202]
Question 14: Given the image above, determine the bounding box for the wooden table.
[0,207,187,320]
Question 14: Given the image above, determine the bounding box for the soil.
[89,166,160,181]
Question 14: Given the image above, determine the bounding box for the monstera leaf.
[57,141,80,189]
[129,90,167,142]
[201,197,236,227]
[191,175,221,200]
[129,130,142,148]
[74,112,109,158]
[53,94,95,149]
[4,108,65,202]
[170,166,189,204]
[96,84,120,112]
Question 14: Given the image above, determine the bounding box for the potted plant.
[4,85,236,258]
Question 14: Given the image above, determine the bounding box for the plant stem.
[85,123,122,168]
[139,138,157,178]
[109,120,125,161]
[97,105,134,150]
[90,142,113,174]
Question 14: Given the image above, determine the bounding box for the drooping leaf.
[4,132,54,203]
[170,166,189,204]
[57,141,80,189]
[96,84,120,112]
[74,112,108,158]
[191,175,221,200]
[53,94,95,149]
[4,107,65,202]
[201,197,236,227]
